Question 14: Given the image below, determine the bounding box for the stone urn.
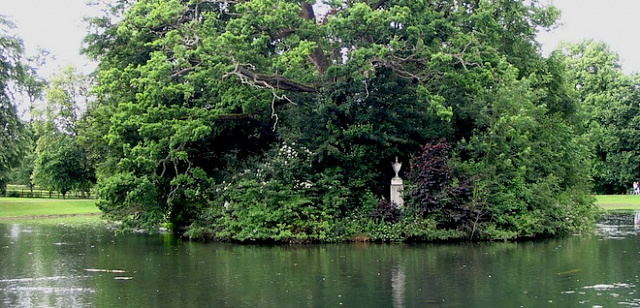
[392,156,402,178]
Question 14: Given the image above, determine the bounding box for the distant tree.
[597,75,640,193]
[32,66,95,198]
[33,136,87,198]
[557,40,638,193]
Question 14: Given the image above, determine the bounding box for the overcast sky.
[1,0,640,76]
[0,0,100,77]
[538,0,640,74]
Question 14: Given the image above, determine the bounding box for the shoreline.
[0,213,101,220]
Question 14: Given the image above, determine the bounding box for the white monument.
[390,156,404,208]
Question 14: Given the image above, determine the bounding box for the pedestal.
[390,177,404,209]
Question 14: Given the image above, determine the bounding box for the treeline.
[1,0,636,242]
[0,63,95,199]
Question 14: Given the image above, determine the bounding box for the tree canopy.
[557,40,640,194]
[79,0,598,241]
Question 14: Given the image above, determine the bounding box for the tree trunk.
[300,3,329,75]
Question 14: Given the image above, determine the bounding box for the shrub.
[370,199,401,223]
[406,141,480,235]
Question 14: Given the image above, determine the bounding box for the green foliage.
[212,179,327,242]
[558,40,640,194]
[186,143,337,242]
[97,170,164,232]
[83,0,599,242]
[459,67,598,238]
[7,129,35,188]
[329,212,466,242]
[277,71,445,207]
[32,136,86,198]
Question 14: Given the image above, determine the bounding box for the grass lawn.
[595,195,640,210]
[0,197,101,218]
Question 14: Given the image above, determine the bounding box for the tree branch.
[223,62,317,92]
[170,62,202,78]
[299,2,316,20]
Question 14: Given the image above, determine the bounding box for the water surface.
[1,213,639,307]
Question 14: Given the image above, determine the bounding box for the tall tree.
[0,16,42,194]
[32,66,95,198]
[83,0,597,240]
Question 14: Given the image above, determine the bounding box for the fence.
[4,185,97,199]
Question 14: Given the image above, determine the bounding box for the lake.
[1,212,639,307]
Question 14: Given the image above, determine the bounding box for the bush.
[406,141,480,234]
[370,199,401,223]
[187,143,339,242]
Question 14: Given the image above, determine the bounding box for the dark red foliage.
[408,141,453,211]
[370,199,401,223]
[408,141,477,229]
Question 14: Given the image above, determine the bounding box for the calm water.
[1,213,640,308]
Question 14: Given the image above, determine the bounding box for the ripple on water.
[618,298,640,307]
[3,286,95,294]
[0,272,129,308]
[583,283,635,291]
[0,275,96,308]
[0,276,90,283]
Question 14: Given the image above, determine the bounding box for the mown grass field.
[0,197,101,218]
[595,195,640,210]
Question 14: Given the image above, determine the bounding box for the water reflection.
[596,210,639,238]
[391,264,405,308]
[1,214,640,307]
[0,224,100,308]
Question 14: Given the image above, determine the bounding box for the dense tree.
[458,64,596,239]
[599,75,640,193]
[83,0,597,240]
